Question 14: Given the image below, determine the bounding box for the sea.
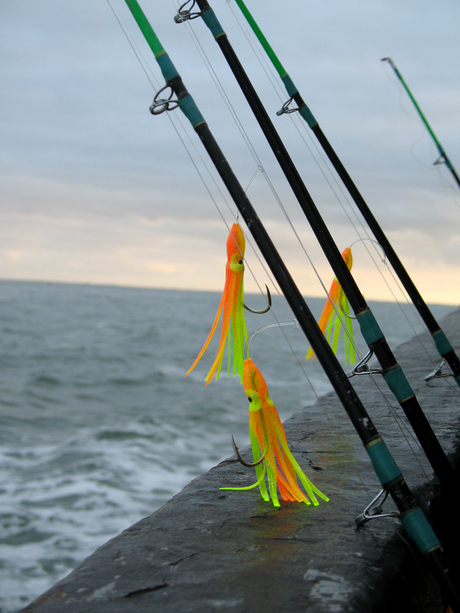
[0,279,456,612]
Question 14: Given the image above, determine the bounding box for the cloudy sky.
[1,0,459,304]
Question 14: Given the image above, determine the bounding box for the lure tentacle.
[307,247,356,364]
[220,462,267,492]
[185,296,223,377]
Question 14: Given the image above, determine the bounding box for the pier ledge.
[20,309,460,613]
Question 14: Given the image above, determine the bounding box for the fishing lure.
[222,358,329,508]
[186,223,249,385]
[306,247,355,364]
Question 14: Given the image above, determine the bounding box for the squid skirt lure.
[222,358,329,508]
[307,247,355,364]
[186,223,248,385]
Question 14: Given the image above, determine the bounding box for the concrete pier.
[20,309,460,612]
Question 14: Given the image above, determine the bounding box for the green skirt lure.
[222,358,330,508]
[186,223,248,385]
[307,247,355,364]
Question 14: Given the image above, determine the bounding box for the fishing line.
[107,0,259,256]
[382,63,429,137]
[177,0,446,440]
[244,166,263,193]
[111,0,435,502]
[206,1,450,450]
[224,2,430,318]
[107,1,225,197]
[169,1,435,498]
[168,0,325,302]
[172,0,264,166]
[227,2,456,378]
[225,0,375,223]
[194,0,460,501]
[111,0,374,501]
[229,0,460,402]
[384,69,434,170]
[110,0,298,331]
[171,0,370,369]
[111,8,460,600]
[107,0,322,374]
[188,5,409,381]
[107,1,295,355]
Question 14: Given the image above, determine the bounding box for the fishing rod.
[382,57,460,190]
[118,1,460,605]
[173,0,460,510]
[226,0,460,390]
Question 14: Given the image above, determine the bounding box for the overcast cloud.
[1,0,459,304]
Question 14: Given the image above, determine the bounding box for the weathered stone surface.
[19,309,460,613]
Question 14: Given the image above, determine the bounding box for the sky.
[1,0,460,304]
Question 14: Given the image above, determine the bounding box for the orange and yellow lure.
[222,358,330,508]
[186,223,248,385]
[307,247,356,364]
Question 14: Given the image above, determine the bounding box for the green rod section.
[382,58,443,154]
[382,57,460,188]
[233,0,316,126]
[233,0,286,78]
[125,0,165,57]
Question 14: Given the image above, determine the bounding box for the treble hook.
[244,284,272,314]
[232,435,268,467]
